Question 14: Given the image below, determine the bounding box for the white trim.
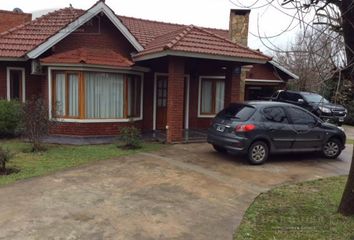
[52,117,143,123]
[269,60,299,80]
[134,50,267,64]
[0,57,27,62]
[48,66,144,122]
[6,67,26,103]
[184,75,190,130]
[197,76,226,118]
[41,63,150,72]
[27,2,143,59]
[245,78,284,83]
[153,73,190,131]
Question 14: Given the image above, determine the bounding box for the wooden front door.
[156,76,168,130]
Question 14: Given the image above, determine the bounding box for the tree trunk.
[341,0,354,82]
[338,0,354,216]
[339,147,354,215]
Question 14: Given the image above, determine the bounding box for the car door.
[286,107,324,150]
[262,106,296,151]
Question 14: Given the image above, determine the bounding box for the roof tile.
[40,47,133,68]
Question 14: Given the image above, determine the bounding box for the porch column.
[225,66,242,106]
[166,56,185,143]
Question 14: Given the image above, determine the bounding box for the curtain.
[68,74,79,117]
[128,76,141,117]
[85,72,124,118]
[55,73,66,116]
[215,81,225,113]
[201,80,213,113]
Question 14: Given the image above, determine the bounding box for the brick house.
[0,1,296,143]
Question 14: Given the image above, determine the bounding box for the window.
[7,68,25,102]
[53,72,79,118]
[217,104,255,122]
[288,107,316,125]
[200,78,225,116]
[263,107,288,123]
[52,71,142,120]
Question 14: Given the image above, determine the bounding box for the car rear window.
[217,104,256,121]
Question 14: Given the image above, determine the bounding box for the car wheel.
[213,144,227,153]
[322,138,342,159]
[248,141,269,165]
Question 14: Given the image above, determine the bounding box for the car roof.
[280,90,321,96]
[231,101,293,108]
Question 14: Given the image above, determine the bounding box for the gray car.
[207,101,346,164]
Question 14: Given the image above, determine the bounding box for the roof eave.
[26,2,144,59]
[41,62,150,72]
[269,60,299,80]
[0,57,27,61]
[133,50,268,64]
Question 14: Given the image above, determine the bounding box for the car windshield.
[302,93,329,103]
[217,104,256,121]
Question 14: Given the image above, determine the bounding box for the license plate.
[216,125,225,132]
[339,117,344,122]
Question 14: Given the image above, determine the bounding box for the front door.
[156,76,168,130]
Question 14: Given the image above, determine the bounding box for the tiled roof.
[134,25,269,61]
[118,15,230,48]
[0,8,85,57]
[0,3,268,62]
[40,47,133,68]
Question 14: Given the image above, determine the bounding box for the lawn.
[234,176,354,240]
[0,139,161,186]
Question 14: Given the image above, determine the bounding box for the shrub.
[0,146,12,172]
[344,100,354,126]
[22,97,53,152]
[118,126,142,149]
[0,100,22,137]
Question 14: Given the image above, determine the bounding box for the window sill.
[51,117,143,123]
[198,114,216,118]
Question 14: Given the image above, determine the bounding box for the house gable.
[26,1,143,59]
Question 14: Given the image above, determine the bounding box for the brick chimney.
[229,9,251,47]
[0,9,32,33]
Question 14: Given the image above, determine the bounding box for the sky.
[0,0,304,54]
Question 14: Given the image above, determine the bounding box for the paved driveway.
[0,143,351,240]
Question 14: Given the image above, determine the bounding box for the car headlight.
[319,106,331,113]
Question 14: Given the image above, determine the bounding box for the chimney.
[229,9,251,47]
[0,9,32,33]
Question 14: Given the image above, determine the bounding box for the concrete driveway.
[0,143,351,240]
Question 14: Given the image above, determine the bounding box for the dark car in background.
[207,101,346,165]
[271,90,347,125]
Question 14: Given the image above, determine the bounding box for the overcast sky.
[1,0,303,54]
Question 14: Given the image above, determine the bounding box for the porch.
[43,129,208,145]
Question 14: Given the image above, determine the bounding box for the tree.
[274,26,342,94]
[230,0,354,215]
[22,97,53,152]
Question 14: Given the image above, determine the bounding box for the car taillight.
[235,124,256,132]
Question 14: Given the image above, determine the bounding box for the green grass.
[234,176,354,240]
[347,139,354,145]
[0,139,161,186]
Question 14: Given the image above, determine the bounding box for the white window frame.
[48,66,144,123]
[153,73,190,131]
[198,76,226,118]
[6,67,26,103]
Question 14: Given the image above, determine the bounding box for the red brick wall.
[50,121,142,136]
[247,63,279,80]
[225,67,242,105]
[0,10,31,33]
[53,15,135,58]
[166,57,185,142]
